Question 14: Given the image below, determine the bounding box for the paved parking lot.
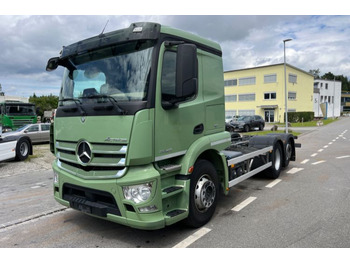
[1,118,350,248]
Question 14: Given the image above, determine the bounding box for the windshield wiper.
[59,98,87,115]
[83,94,126,115]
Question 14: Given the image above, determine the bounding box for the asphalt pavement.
[1,117,349,249]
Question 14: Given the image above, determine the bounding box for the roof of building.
[224,63,314,77]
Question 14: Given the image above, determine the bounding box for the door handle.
[193,124,204,134]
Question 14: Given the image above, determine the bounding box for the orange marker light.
[188,166,194,174]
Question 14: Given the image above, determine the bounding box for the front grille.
[55,139,127,179]
[12,119,33,127]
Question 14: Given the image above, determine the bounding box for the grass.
[245,130,301,137]
[276,118,338,127]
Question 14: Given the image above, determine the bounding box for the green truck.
[0,101,37,131]
[46,22,298,230]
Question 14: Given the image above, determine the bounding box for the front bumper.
[52,160,167,230]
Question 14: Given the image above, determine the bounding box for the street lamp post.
[283,38,292,133]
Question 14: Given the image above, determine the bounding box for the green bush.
[284,112,314,123]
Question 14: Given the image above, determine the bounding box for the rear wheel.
[264,142,282,179]
[16,138,30,161]
[244,125,250,132]
[185,159,218,228]
[284,139,293,167]
[259,124,264,131]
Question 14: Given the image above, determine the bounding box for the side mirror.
[46,57,60,71]
[175,44,198,99]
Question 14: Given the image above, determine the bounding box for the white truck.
[0,125,32,162]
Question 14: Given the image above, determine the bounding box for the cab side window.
[161,51,176,101]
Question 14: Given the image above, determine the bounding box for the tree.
[29,94,59,117]
[321,72,350,92]
[308,68,321,79]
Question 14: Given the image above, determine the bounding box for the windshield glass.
[5,105,35,116]
[60,42,154,105]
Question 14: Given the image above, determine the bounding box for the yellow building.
[224,63,314,123]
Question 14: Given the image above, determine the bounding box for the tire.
[259,124,264,131]
[15,138,30,161]
[185,159,219,228]
[264,142,282,179]
[283,139,293,168]
[244,125,250,132]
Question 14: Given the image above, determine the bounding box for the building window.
[325,83,328,89]
[225,110,237,118]
[288,73,297,84]
[264,92,276,100]
[224,79,237,87]
[288,92,297,100]
[239,93,255,101]
[238,109,255,116]
[225,95,237,102]
[239,76,256,86]
[264,74,277,83]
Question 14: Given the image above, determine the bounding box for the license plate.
[77,204,91,214]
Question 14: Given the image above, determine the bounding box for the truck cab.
[47,22,297,230]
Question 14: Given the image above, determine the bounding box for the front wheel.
[185,159,219,228]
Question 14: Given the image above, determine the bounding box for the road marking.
[232,196,257,212]
[323,145,328,148]
[332,139,336,142]
[266,179,282,188]
[0,175,11,179]
[287,167,304,174]
[301,159,309,164]
[312,160,326,165]
[328,142,333,145]
[173,227,211,248]
[336,155,350,159]
[318,149,324,152]
[311,153,318,157]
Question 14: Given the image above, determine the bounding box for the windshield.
[60,42,154,105]
[5,105,35,116]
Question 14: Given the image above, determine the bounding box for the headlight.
[123,183,153,204]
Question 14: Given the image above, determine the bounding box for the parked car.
[1,123,51,144]
[230,115,265,132]
[0,126,33,162]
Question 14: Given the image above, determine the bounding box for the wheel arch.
[197,149,229,195]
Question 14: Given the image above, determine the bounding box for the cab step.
[166,209,186,218]
[162,186,184,199]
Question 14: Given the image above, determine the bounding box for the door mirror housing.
[175,44,198,100]
[46,57,60,71]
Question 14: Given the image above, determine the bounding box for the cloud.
[1,15,350,97]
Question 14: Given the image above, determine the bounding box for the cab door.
[154,43,204,162]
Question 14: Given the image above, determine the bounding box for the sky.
[1,2,350,97]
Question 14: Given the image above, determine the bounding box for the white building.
[313,79,341,118]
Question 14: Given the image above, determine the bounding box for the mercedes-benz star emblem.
[77,141,92,164]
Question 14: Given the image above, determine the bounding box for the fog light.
[53,171,59,184]
[139,205,158,213]
[123,183,153,204]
